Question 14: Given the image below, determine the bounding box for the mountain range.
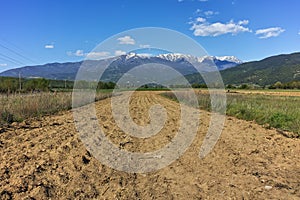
[1,52,300,86]
[0,53,242,82]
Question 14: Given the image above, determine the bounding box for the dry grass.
[0,91,111,125]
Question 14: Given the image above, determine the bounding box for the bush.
[239,84,249,89]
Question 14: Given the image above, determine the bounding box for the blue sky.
[0,0,300,72]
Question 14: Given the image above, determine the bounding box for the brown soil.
[1,91,299,199]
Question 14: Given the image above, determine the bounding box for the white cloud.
[194,9,219,19]
[0,63,7,67]
[115,50,126,56]
[75,50,84,56]
[204,10,218,17]
[298,30,300,35]
[45,44,54,49]
[117,36,135,45]
[255,27,285,39]
[196,17,206,23]
[238,20,249,25]
[67,50,111,59]
[190,19,251,37]
[86,51,111,59]
[139,44,151,48]
[194,9,218,18]
[204,11,213,16]
[137,53,153,57]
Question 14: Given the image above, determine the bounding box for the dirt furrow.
[0,91,299,199]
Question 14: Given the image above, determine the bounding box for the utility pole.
[19,71,22,92]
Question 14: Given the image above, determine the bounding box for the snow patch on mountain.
[155,53,243,65]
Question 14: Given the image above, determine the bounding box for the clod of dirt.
[50,122,61,126]
[0,128,5,134]
[0,190,13,200]
[274,183,292,190]
[82,155,90,164]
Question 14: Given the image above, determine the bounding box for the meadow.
[162,90,300,136]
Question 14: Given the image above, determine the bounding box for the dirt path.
[1,91,299,199]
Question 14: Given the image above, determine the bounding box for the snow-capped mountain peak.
[119,52,242,71]
[215,56,243,64]
[125,52,138,59]
[122,52,242,66]
[155,53,242,65]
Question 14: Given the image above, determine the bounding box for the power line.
[0,37,39,64]
[0,52,26,65]
[0,55,12,63]
[0,43,36,63]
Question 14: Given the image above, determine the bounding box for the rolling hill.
[186,52,300,86]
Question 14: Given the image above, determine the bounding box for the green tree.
[274,81,283,89]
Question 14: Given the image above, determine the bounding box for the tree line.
[0,77,116,94]
[269,81,300,89]
[0,77,49,93]
[1,76,299,94]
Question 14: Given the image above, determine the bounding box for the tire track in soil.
[0,91,299,199]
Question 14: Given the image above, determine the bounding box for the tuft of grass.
[269,112,295,130]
